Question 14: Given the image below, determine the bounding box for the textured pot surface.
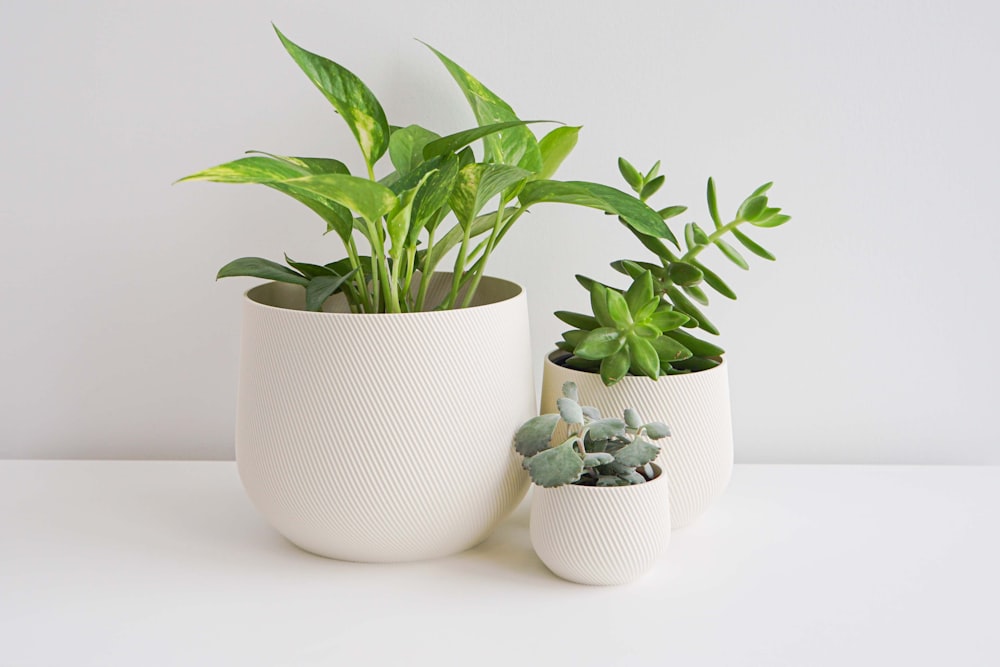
[540,353,733,529]
[530,467,671,585]
[236,275,533,562]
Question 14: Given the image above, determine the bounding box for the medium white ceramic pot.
[540,352,733,529]
[530,464,671,585]
[236,275,533,562]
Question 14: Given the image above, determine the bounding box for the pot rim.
[544,349,726,377]
[243,272,524,319]
[533,463,666,496]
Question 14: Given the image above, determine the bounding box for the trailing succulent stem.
[179,26,678,314]
[555,158,792,384]
[514,382,671,488]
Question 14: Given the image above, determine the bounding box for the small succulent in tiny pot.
[515,382,672,585]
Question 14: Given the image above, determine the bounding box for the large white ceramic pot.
[236,274,534,563]
[530,464,671,585]
[540,352,733,529]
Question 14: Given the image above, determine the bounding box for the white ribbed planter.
[236,275,533,563]
[530,465,671,585]
[540,352,733,529]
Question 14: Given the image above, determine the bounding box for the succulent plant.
[553,157,792,384]
[514,382,671,488]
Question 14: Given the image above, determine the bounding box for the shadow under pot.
[235,275,534,563]
[530,463,671,586]
[540,351,733,529]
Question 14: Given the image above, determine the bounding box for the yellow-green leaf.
[274,25,389,168]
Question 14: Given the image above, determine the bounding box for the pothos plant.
[553,157,792,385]
[178,26,675,314]
[515,382,670,488]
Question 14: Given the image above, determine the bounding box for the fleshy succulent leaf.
[600,348,630,386]
[587,418,627,441]
[583,453,615,467]
[664,329,725,358]
[617,157,642,190]
[624,271,655,315]
[514,414,560,457]
[644,422,672,439]
[574,327,624,360]
[628,335,660,379]
[556,396,585,425]
[613,437,660,467]
[562,382,579,401]
[731,228,776,261]
[707,177,722,229]
[555,311,600,330]
[651,335,693,364]
[526,440,585,487]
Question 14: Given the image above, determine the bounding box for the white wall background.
[2,0,997,463]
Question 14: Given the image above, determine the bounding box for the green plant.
[514,382,670,487]
[178,26,675,314]
[553,157,792,384]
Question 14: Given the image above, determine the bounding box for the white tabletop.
[1,461,997,666]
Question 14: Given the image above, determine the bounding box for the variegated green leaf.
[281,174,396,224]
[519,180,676,243]
[423,120,546,161]
[245,151,351,176]
[423,43,543,172]
[177,155,356,240]
[274,25,389,167]
[449,163,531,228]
[176,156,307,184]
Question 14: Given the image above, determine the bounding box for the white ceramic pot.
[540,352,733,529]
[530,465,671,585]
[236,275,533,562]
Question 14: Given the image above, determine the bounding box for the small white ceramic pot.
[236,274,533,563]
[530,465,671,585]
[540,352,733,529]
